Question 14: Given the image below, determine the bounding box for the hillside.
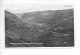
[21,9,73,30]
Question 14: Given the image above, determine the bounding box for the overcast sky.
[3,0,74,13]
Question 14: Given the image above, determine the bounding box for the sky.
[3,0,74,13]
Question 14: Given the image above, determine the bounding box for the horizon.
[5,8,73,14]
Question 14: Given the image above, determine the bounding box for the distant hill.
[15,13,24,18]
[22,9,73,23]
[21,9,73,30]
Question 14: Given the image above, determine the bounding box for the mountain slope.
[21,9,73,30]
